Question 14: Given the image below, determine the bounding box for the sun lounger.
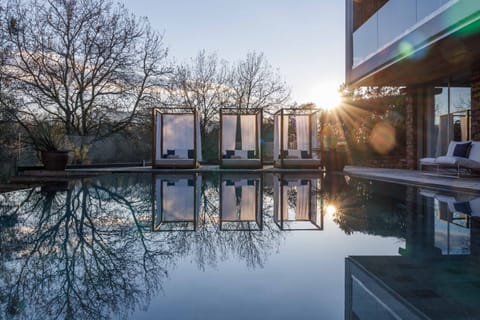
[419,141,480,175]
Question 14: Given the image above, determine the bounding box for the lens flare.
[326,204,337,217]
[369,121,396,154]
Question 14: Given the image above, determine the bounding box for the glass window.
[378,0,417,48]
[353,14,378,67]
[417,0,445,21]
[431,85,471,156]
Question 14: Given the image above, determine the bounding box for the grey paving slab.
[344,165,480,193]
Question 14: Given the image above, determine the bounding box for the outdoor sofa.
[419,141,480,176]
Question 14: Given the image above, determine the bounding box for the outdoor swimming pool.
[1,172,479,319]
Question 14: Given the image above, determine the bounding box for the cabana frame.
[273,108,321,168]
[273,174,323,231]
[151,173,200,231]
[219,174,263,231]
[152,108,201,169]
[219,108,263,169]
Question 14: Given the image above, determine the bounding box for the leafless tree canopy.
[2,0,170,138]
[229,52,290,114]
[164,50,290,155]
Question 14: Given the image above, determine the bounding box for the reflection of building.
[152,174,201,231]
[273,174,323,230]
[219,174,263,231]
[346,1,480,168]
[345,255,480,319]
[419,189,478,255]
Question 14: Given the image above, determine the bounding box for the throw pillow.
[188,149,194,159]
[225,150,235,158]
[247,150,255,159]
[301,150,310,159]
[453,201,471,214]
[453,142,471,158]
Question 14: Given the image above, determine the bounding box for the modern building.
[346,0,480,169]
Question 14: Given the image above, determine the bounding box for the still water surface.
[0,172,479,319]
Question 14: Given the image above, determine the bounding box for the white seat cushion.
[419,157,436,165]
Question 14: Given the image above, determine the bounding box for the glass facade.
[353,0,452,67]
[425,85,471,157]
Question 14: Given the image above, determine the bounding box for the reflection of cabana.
[152,108,202,168]
[274,108,321,168]
[153,174,201,231]
[273,174,323,230]
[219,108,263,168]
[219,174,263,231]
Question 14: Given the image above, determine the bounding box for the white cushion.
[436,156,480,170]
[468,141,480,161]
[419,157,436,165]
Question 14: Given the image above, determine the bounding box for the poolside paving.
[31,164,480,193]
[344,165,480,193]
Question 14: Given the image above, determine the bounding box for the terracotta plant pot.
[41,151,69,171]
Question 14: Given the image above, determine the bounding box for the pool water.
[1,172,479,319]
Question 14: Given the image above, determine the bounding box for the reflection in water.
[0,176,167,319]
[419,188,474,255]
[273,174,323,230]
[220,174,263,231]
[345,183,480,319]
[154,174,201,231]
[2,173,479,319]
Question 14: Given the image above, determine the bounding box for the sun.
[308,82,343,110]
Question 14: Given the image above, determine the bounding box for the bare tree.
[229,52,290,115]
[2,0,170,140]
[166,50,230,157]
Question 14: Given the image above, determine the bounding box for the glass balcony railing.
[353,0,452,67]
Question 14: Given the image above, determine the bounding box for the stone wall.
[471,66,480,141]
[405,88,419,170]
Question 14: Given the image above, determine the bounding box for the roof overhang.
[348,2,480,88]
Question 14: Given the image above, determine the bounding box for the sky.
[119,0,345,108]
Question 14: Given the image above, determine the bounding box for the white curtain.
[312,113,318,158]
[222,184,237,221]
[257,113,262,157]
[196,113,202,161]
[296,185,309,221]
[163,114,194,154]
[162,179,194,221]
[240,185,256,220]
[437,114,454,156]
[274,115,280,160]
[155,113,162,160]
[241,114,256,151]
[222,115,237,153]
[274,114,289,159]
[282,115,289,150]
[296,115,310,153]
[460,116,469,141]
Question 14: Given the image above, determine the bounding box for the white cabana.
[220,174,262,231]
[273,174,322,230]
[154,174,201,231]
[219,108,263,169]
[152,108,202,168]
[273,108,321,168]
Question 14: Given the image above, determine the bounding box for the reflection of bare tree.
[155,173,284,271]
[0,175,171,320]
[1,173,286,319]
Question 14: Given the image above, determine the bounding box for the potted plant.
[27,121,69,170]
